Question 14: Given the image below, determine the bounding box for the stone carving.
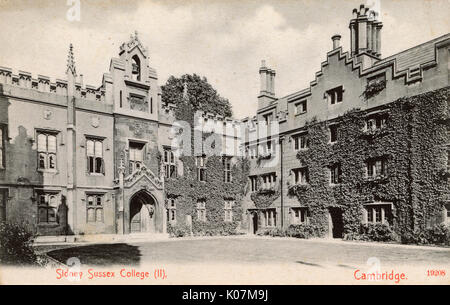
[130,121,149,137]
[43,109,52,120]
[91,116,100,128]
[119,31,147,57]
[124,164,163,189]
[128,95,148,112]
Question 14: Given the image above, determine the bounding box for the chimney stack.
[258,60,277,109]
[259,60,275,96]
[332,34,341,49]
[349,4,382,58]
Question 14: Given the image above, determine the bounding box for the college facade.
[0,5,449,238]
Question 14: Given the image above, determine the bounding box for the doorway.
[329,207,344,238]
[129,190,157,234]
[252,212,258,234]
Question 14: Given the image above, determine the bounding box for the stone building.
[241,4,450,238]
[0,5,448,239]
[0,32,175,236]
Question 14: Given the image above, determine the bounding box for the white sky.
[0,0,448,119]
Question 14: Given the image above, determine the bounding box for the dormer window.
[131,55,141,81]
[326,86,344,105]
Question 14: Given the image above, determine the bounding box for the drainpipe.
[279,136,284,229]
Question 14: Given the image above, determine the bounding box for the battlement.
[0,66,106,103]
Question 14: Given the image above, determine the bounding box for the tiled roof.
[375,33,450,71]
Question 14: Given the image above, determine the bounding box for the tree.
[161,74,233,118]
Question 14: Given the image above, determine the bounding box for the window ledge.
[38,169,58,174]
[295,112,307,117]
[37,223,59,227]
[87,173,105,177]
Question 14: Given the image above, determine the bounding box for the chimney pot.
[331,34,341,49]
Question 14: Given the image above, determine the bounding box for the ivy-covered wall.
[165,155,249,235]
[163,81,250,236]
[288,87,449,239]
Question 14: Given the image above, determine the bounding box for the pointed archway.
[129,190,157,234]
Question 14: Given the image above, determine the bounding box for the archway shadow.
[47,243,141,266]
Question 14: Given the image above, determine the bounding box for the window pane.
[88,156,94,173]
[48,154,56,169]
[38,207,47,223]
[86,140,94,155]
[135,148,143,162]
[96,196,102,206]
[39,195,47,206]
[87,208,95,222]
[48,208,56,222]
[87,196,94,206]
[37,134,47,151]
[39,153,46,169]
[96,209,103,222]
[49,195,58,208]
[95,157,103,173]
[47,135,56,152]
[94,141,103,157]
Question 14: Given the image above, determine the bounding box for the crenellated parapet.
[0,66,106,103]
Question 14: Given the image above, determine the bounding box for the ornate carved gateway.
[115,164,166,235]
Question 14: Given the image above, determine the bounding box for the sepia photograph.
[0,0,449,290]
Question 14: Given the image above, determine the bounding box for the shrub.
[345,223,396,242]
[167,223,191,238]
[401,224,450,246]
[286,224,324,239]
[0,221,38,265]
[361,223,396,242]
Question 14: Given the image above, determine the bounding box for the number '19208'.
[426,270,446,276]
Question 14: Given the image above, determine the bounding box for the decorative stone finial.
[120,31,148,57]
[66,43,77,76]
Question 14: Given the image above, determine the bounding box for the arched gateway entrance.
[129,190,157,233]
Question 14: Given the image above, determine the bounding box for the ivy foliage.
[290,87,450,241]
[162,74,249,236]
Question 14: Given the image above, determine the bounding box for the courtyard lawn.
[44,236,450,268]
